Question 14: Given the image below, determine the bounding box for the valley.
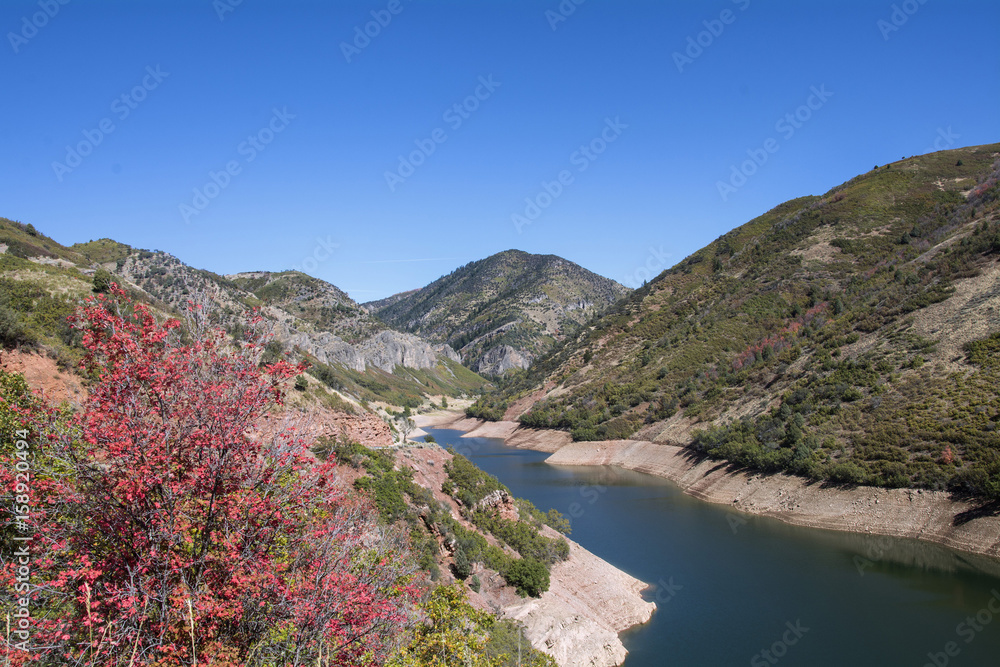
[5,3,998,665]
[3,143,1000,666]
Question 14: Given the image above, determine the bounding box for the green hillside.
[470,144,1000,498]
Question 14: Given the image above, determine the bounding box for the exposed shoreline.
[415,411,1000,565]
[396,442,655,667]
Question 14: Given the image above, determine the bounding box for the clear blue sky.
[2,0,998,300]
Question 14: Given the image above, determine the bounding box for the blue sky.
[2,0,998,301]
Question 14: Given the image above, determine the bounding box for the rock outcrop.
[327,410,393,448]
[283,327,459,374]
[358,330,460,372]
[474,488,521,522]
[474,344,531,376]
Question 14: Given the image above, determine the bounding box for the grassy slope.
[473,144,1000,498]
[369,249,629,372]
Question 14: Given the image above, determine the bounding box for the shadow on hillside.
[951,499,1000,526]
[676,447,822,483]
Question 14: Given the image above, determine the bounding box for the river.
[422,427,1000,667]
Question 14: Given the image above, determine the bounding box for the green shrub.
[453,547,471,580]
[503,558,550,597]
[92,267,114,293]
[0,305,34,348]
[830,461,867,485]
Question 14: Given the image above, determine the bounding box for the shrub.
[830,461,867,485]
[3,289,417,665]
[92,267,114,293]
[503,558,550,597]
[0,305,34,348]
[453,547,472,580]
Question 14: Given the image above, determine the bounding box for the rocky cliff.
[284,327,459,374]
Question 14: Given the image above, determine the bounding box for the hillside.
[469,144,1000,499]
[0,220,485,409]
[365,288,420,313]
[229,270,384,344]
[367,250,629,376]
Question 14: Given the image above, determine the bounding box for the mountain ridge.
[366,249,629,376]
[0,223,485,409]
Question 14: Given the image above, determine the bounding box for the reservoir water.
[423,427,1000,667]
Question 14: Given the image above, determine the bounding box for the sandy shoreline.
[415,410,1000,563]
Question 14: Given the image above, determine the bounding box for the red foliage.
[942,445,955,465]
[1,287,416,666]
[731,302,828,371]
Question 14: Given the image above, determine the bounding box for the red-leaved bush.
[0,287,416,666]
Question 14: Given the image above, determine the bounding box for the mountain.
[0,221,485,408]
[229,270,383,344]
[469,144,1000,499]
[364,289,420,314]
[366,250,630,376]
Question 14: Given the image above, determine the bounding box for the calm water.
[423,428,1000,667]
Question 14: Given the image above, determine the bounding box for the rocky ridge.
[367,250,629,375]
[65,245,477,400]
